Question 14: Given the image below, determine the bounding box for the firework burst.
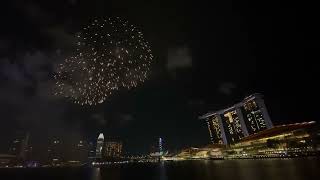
[54,17,153,105]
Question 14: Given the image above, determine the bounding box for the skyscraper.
[222,109,246,143]
[47,138,63,165]
[88,142,96,159]
[159,138,163,155]
[242,95,273,133]
[95,133,104,159]
[200,93,273,145]
[206,115,223,144]
[9,138,22,157]
[103,141,122,158]
[9,132,30,160]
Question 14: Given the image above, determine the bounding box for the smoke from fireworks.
[54,17,153,105]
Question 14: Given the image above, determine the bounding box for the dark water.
[1,158,320,180]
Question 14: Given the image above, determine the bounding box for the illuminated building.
[88,141,96,160]
[150,138,168,157]
[159,138,163,155]
[95,133,104,159]
[241,94,272,134]
[200,93,273,145]
[222,108,246,143]
[227,121,320,158]
[47,138,63,165]
[103,141,122,158]
[176,144,224,160]
[206,115,223,144]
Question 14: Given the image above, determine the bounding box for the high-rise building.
[103,141,122,158]
[73,140,89,162]
[159,138,163,155]
[206,115,223,144]
[95,133,104,159]
[9,138,22,157]
[222,109,246,144]
[242,97,271,134]
[88,142,96,159]
[200,93,273,145]
[47,138,63,164]
[9,132,30,160]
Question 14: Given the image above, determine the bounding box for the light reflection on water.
[158,162,168,180]
[2,158,318,180]
[91,168,101,180]
[90,158,320,180]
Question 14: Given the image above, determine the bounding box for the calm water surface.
[1,158,320,180]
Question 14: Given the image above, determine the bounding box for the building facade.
[227,121,320,158]
[95,133,104,159]
[200,93,273,145]
[88,142,96,159]
[103,141,122,158]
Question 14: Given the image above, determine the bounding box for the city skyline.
[1,1,320,180]
[0,92,316,162]
[1,0,319,155]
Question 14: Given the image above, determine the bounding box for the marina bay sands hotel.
[199,93,273,145]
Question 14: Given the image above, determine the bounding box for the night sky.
[0,0,319,155]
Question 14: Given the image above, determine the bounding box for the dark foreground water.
[1,158,320,180]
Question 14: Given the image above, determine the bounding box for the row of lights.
[92,161,129,166]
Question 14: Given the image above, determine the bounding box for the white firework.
[54,17,153,105]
